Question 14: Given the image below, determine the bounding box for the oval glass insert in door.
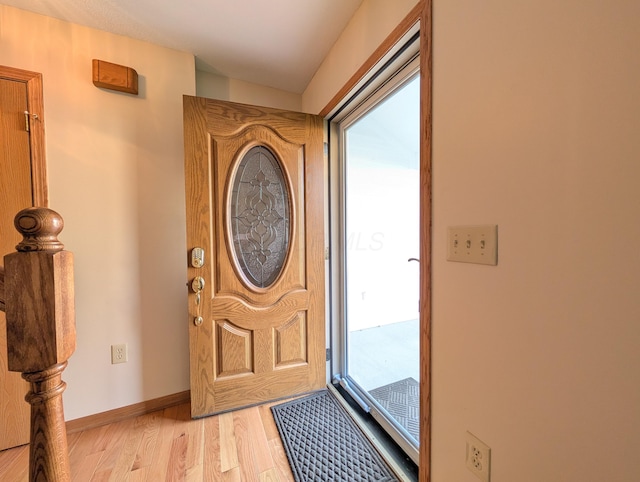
[229,145,291,289]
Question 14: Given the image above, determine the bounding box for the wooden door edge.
[0,65,48,207]
[419,0,433,481]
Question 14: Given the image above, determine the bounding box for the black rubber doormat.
[370,377,420,441]
[271,390,399,482]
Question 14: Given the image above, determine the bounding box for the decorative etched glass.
[230,146,290,288]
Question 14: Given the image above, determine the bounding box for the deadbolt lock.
[191,247,205,268]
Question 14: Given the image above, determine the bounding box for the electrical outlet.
[111,344,128,364]
[466,431,491,481]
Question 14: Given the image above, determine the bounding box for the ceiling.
[2,0,364,93]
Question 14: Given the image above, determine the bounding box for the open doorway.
[328,33,420,463]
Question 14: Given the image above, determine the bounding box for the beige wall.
[0,6,196,420]
[194,0,419,115]
[302,0,418,113]
[7,4,634,479]
[0,0,419,423]
[432,1,640,480]
[196,70,302,111]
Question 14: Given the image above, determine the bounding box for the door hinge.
[324,247,330,260]
[326,348,331,361]
[24,111,38,133]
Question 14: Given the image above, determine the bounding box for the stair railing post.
[4,207,75,482]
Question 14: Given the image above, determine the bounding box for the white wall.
[432,1,640,481]
[0,5,196,420]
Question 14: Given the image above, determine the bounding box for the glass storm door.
[340,70,420,457]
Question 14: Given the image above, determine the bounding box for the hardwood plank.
[258,404,280,441]
[71,450,103,482]
[0,399,310,482]
[232,408,260,482]
[166,431,188,481]
[86,424,115,454]
[127,465,149,482]
[144,405,179,481]
[218,412,239,473]
[259,467,280,482]
[186,461,203,482]
[65,431,82,452]
[243,407,274,473]
[164,402,194,480]
[268,438,294,482]
[130,410,162,471]
[89,416,136,480]
[174,404,202,473]
[184,408,204,473]
[75,424,118,481]
[68,426,104,468]
[222,466,242,482]
[202,414,223,481]
[0,443,29,482]
[0,442,28,471]
[89,468,111,482]
[109,412,157,480]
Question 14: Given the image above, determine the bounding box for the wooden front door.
[0,66,47,450]
[183,97,326,417]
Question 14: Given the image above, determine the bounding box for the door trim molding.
[318,1,432,480]
[318,2,422,118]
[419,1,432,481]
[0,65,48,207]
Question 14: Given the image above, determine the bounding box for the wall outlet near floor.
[466,431,491,481]
[111,343,128,364]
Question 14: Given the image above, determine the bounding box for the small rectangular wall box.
[92,59,138,95]
[447,225,498,265]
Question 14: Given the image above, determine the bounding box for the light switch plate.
[447,225,498,265]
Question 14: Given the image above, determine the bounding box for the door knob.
[191,277,205,326]
[191,276,205,292]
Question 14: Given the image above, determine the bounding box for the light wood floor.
[0,401,295,481]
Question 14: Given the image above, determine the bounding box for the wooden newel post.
[4,207,75,482]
